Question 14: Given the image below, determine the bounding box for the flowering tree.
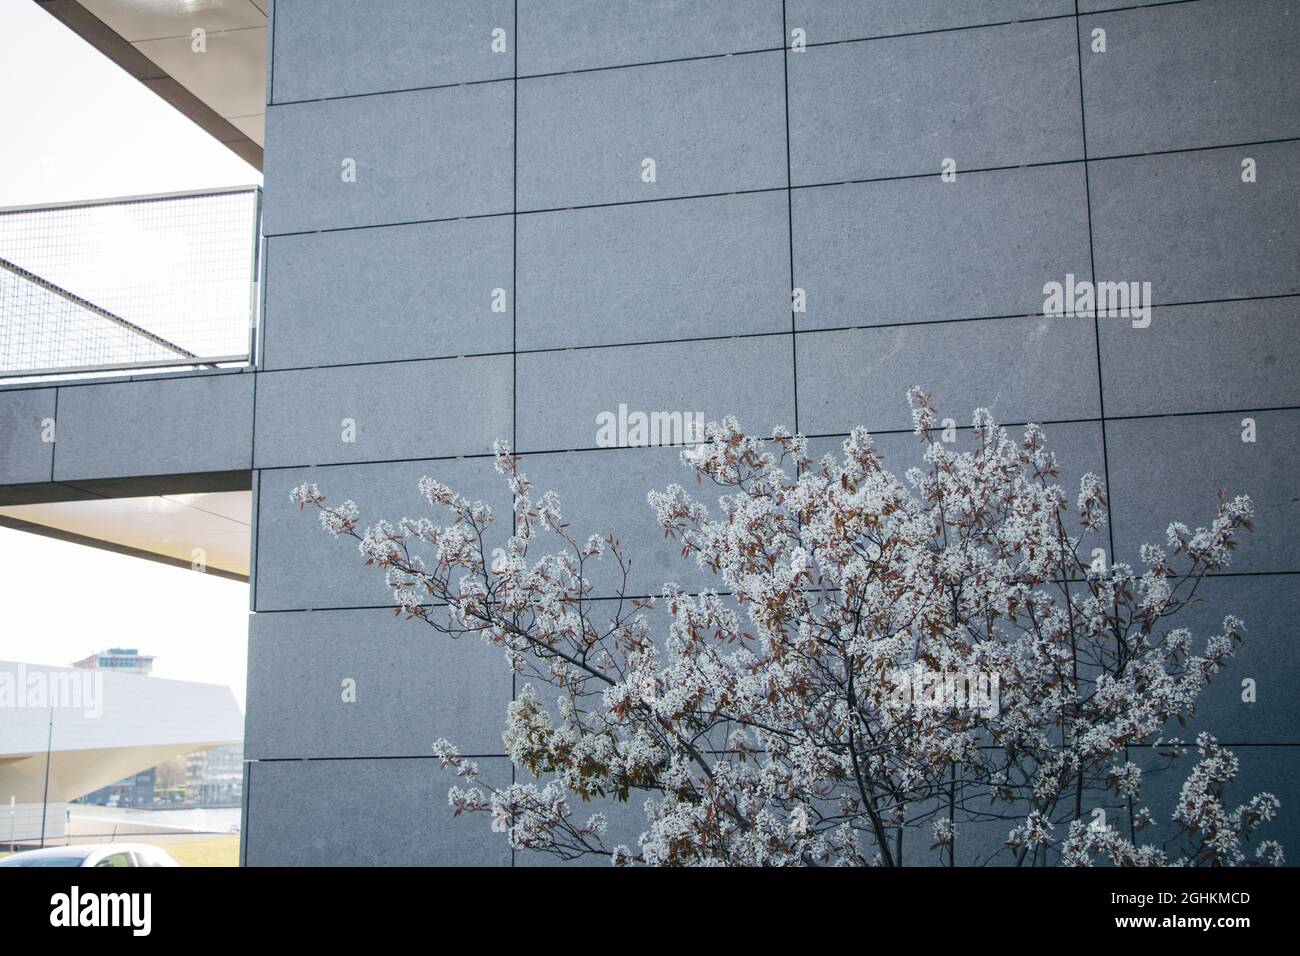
[292,389,1282,867]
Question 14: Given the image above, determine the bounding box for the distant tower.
[71,647,155,676]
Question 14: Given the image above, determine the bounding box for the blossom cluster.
[295,390,1280,867]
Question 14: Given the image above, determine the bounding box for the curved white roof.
[0,660,243,803]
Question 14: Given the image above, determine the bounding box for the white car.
[0,843,179,867]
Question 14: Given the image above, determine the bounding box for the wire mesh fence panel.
[0,188,260,381]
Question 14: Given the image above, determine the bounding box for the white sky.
[0,0,263,711]
[0,0,259,205]
[0,527,251,710]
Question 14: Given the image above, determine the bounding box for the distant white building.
[0,660,242,842]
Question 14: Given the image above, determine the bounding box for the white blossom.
[293,389,1277,867]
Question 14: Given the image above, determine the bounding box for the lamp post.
[38,706,52,848]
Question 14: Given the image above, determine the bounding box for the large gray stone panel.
[240,0,1300,867]
[786,0,1072,41]
[518,0,782,75]
[0,388,55,484]
[263,82,513,234]
[1107,410,1300,574]
[946,798,1026,868]
[516,445,718,597]
[792,166,1091,330]
[253,356,512,468]
[262,217,514,370]
[264,0,274,108]
[53,373,253,481]
[1131,745,1299,860]
[254,456,512,612]
[516,336,796,452]
[1081,0,1300,156]
[517,192,789,350]
[1163,575,1300,745]
[517,52,786,210]
[1099,298,1300,418]
[893,785,1102,867]
[272,0,514,102]
[243,756,512,865]
[248,470,262,613]
[796,318,1101,436]
[246,607,512,758]
[1089,142,1300,305]
[1078,0,1177,8]
[788,20,1083,184]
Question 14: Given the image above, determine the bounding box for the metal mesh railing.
[0,187,261,381]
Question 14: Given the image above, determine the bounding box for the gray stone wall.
[240,0,1300,865]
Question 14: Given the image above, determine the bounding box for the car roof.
[91,843,160,853]
[4,842,160,860]
[2,844,97,860]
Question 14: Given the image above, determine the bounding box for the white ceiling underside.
[0,490,251,578]
[37,0,266,167]
[79,0,266,146]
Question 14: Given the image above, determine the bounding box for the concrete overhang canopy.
[35,0,266,170]
[0,489,251,580]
